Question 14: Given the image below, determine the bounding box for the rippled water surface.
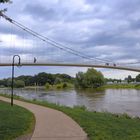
[1,88,140,116]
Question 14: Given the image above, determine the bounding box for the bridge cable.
[0,11,115,64]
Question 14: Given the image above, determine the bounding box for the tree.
[0,0,12,13]
[14,80,25,88]
[127,75,132,83]
[0,0,11,3]
[75,68,105,88]
[136,74,140,82]
[75,72,86,88]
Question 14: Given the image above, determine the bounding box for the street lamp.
[11,55,21,106]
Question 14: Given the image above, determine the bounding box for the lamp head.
[17,57,21,68]
[18,57,21,65]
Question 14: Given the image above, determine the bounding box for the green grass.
[31,102,140,140]
[1,94,140,140]
[103,84,140,89]
[0,100,35,140]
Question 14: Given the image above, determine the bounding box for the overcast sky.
[0,0,140,79]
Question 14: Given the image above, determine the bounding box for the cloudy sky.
[0,0,140,79]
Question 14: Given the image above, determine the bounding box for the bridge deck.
[0,63,140,72]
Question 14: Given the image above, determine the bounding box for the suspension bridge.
[0,11,140,72]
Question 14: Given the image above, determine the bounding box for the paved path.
[0,96,87,140]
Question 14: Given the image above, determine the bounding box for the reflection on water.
[0,88,140,116]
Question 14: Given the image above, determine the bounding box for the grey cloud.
[1,0,140,66]
[130,19,140,30]
[23,4,59,21]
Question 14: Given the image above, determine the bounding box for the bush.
[14,80,25,88]
[56,84,62,89]
[45,83,51,89]
[63,83,67,88]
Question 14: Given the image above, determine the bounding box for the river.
[0,88,140,117]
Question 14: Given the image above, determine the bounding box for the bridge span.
[0,63,140,72]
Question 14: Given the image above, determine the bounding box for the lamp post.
[11,55,21,106]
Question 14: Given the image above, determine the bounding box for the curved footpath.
[0,96,87,140]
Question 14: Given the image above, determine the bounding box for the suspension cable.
[0,11,115,63]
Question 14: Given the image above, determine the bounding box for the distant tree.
[0,0,11,3]
[54,77,62,84]
[0,79,7,87]
[127,75,132,83]
[75,68,105,88]
[14,80,25,88]
[0,0,12,13]
[36,72,55,86]
[45,83,51,89]
[75,72,86,88]
[63,83,67,88]
[16,75,35,86]
[7,78,12,87]
[0,72,74,87]
[136,74,140,82]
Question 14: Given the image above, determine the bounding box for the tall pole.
[11,55,21,106]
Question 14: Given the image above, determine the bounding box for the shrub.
[14,80,25,88]
[45,83,50,89]
[63,83,67,88]
[56,84,62,89]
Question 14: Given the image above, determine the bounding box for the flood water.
[0,88,140,117]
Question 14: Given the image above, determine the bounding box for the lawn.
[0,100,35,140]
[1,94,140,140]
[34,101,140,140]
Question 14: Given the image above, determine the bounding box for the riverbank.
[25,83,140,90]
[0,100,35,140]
[1,83,140,91]
[1,94,140,140]
[102,84,140,89]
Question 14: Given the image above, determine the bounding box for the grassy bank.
[103,84,140,89]
[1,94,140,140]
[0,100,35,140]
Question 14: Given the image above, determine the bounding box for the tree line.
[0,72,74,88]
[0,69,140,88]
[106,74,140,84]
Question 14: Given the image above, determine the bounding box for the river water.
[0,88,140,117]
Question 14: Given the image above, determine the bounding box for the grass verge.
[0,100,35,140]
[1,94,140,140]
[102,84,140,89]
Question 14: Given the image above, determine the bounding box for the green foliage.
[31,100,140,140]
[105,78,122,83]
[0,0,11,3]
[0,101,34,140]
[45,82,51,89]
[63,82,67,88]
[45,82,73,90]
[136,74,140,82]
[0,72,74,87]
[75,68,105,88]
[14,80,25,88]
[1,95,140,140]
[55,83,68,89]
[56,83,62,89]
[103,84,140,89]
[3,79,25,88]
